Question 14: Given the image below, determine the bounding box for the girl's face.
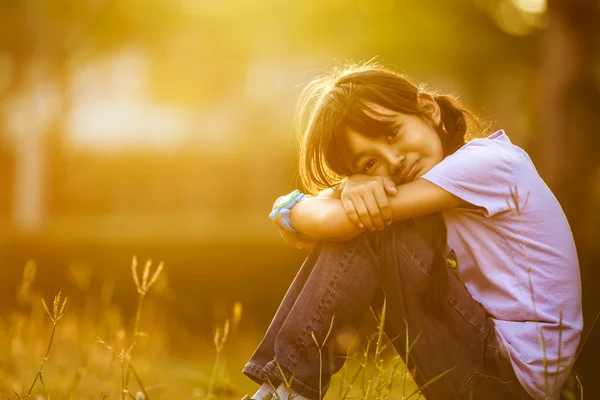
[343,100,444,185]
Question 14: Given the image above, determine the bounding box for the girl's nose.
[388,155,405,176]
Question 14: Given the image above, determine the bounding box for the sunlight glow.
[67,50,190,152]
[512,0,547,14]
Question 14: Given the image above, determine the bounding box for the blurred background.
[0,0,599,398]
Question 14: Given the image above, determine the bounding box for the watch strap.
[279,208,298,232]
[269,190,305,231]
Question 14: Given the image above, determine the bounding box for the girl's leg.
[374,219,530,399]
[243,232,383,397]
[243,219,529,400]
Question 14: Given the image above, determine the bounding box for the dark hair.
[295,61,483,314]
[296,61,479,194]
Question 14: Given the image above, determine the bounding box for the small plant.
[17,291,67,399]
[311,314,335,400]
[365,299,386,399]
[131,256,164,337]
[98,337,150,400]
[124,256,164,398]
[206,319,230,399]
[340,336,371,399]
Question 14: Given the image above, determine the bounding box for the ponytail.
[433,94,478,156]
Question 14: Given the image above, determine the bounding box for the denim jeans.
[243,219,532,399]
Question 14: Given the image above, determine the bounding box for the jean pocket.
[457,371,519,399]
[447,291,487,335]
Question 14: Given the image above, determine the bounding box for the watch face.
[277,190,299,208]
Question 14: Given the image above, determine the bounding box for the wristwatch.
[269,189,305,232]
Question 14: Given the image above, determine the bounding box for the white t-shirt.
[421,130,582,399]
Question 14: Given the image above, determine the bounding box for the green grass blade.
[406,366,456,399]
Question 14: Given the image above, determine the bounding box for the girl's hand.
[340,174,397,230]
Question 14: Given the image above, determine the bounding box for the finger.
[350,192,374,230]
[373,186,393,226]
[382,177,397,195]
[342,196,364,229]
[363,190,386,230]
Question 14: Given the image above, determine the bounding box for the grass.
[0,253,586,399]
[0,259,425,399]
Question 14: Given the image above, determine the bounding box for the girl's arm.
[290,179,464,242]
[268,186,341,250]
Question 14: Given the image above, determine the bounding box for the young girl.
[241,62,582,400]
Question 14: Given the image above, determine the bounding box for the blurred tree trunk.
[10,64,59,233]
[535,0,600,392]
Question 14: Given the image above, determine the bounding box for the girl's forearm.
[289,198,365,242]
[288,179,464,242]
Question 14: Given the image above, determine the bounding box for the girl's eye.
[363,159,376,173]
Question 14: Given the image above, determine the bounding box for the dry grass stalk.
[207,319,230,399]
[274,357,295,391]
[365,298,386,399]
[128,363,150,400]
[340,337,371,400]
[21,291,67,399]
[260,373,282,400]
[124,256,164,397]
[310,314,335,400]
[98,337,137,399]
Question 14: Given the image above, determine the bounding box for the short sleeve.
[421,139,516,217]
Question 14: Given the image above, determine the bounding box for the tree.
[533,0,600,394]
[0,0,180,231]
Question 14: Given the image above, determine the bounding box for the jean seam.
[395,229,486,337]
[456,371,472,396]
[245,361,320,398]
[243,362,281,386]
[476,371,516,385]
[394,235,429,276]
[263,361,319,398]
[447,296,485,334]
[457,371,517,397]
[286,237,365,378]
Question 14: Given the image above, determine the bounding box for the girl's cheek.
[370,164,385,177]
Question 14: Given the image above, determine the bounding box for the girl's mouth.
[405,159,420,182]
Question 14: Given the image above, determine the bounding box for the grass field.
[0,259,424,400]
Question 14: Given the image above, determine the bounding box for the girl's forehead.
[345,127,376,153]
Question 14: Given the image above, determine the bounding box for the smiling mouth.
[405,159,420,182]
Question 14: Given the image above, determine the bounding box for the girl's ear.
[417,92,441,126]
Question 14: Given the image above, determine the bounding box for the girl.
[241,62,582,400]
